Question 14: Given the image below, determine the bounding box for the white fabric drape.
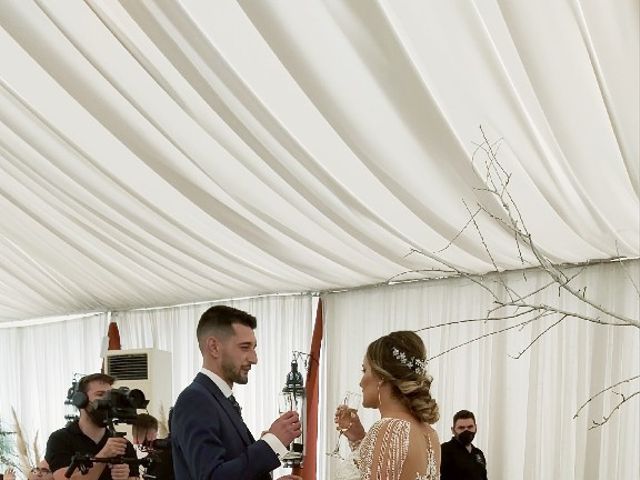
[0,295,313,479]
[320,261,639,480]
[0,1,638,322]
[0,313,109,464]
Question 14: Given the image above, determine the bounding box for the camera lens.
[127,389,147,409]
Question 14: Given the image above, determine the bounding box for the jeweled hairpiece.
[391,347,427,375]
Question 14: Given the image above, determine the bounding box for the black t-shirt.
[441,437,488,480]
[45,421,137,480]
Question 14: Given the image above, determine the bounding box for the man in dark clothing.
[172,305,302,480]
[132,412,174,480]
[45,373,137,480]
[441,410,488,480]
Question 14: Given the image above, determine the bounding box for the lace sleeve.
[359,418,411,480]
[335,447,362,480]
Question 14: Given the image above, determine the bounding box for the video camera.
[64,377,156,477]
[142,438,171,451]
[91,386,149,426]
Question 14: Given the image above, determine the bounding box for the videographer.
[131,414,158,447]
[45,373,138,480]
[133,412,173,480]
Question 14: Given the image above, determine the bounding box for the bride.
[334,331,440,480]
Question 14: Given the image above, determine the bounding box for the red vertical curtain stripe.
[293,298,323,479]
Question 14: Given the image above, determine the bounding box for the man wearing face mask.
[45,373,138,480]
[440,410,487,480]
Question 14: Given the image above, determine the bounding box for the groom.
[172,305,302,479]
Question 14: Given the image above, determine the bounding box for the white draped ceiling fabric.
[0,0,637,322]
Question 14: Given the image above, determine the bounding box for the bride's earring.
[377,381,383,408]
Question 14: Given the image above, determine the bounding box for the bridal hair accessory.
[391,347,427,375]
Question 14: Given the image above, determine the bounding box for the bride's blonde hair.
[366,330,439,424]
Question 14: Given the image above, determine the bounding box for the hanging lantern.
[280,355,306,468]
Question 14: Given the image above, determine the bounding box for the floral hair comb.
[391,347,427,375]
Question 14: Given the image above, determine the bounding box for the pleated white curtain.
[1,266,637,479]
[0,313,110,466]
[320,261,639,480]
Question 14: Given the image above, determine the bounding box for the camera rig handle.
[64,453,152,478]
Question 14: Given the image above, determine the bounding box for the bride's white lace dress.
[335,418,438,480]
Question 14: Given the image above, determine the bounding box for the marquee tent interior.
[0,1,638,479]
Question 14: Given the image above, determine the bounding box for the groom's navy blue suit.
[172,373,280,479]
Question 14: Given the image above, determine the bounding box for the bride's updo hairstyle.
[366,330,439,424]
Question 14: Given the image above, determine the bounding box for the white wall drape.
[1,264,637,479]
[0,313,109,463]
[0,295,314,479]
[320,261,639,480]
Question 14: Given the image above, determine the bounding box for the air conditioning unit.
[105,348,172,438]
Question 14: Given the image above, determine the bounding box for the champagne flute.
[278,392,294,414]
[327,391,361,459]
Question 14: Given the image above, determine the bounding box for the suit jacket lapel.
[194,373,253,446]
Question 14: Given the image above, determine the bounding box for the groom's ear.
[206,336,222,358]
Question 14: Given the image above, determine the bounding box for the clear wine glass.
[327,391,361,459]
[278,391,294,414]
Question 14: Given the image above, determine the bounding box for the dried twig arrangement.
[11,407,32,475]
[9,407,44,475]
[397,127,639,428]
[157,404,169,439]
[0,418,17,470]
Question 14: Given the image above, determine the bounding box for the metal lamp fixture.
[280,353,307,468]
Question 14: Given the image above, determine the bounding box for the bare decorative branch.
[387,268,458,283]
[589,391,640,429]
[574,375,640,420]
[414,308,536,333]
[427,310,556,361]
[397,127,639,430]
[508,315,566,359]
[615,242,640,296]
[434,206,482,254]
[427,319,532,361]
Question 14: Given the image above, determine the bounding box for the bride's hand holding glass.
[327,391,362,459]
[334,404,365,443]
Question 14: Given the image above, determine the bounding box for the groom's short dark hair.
[197,305,257,346]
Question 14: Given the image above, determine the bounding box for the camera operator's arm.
[49,436,128,480]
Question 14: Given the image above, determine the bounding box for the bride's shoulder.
[428,424,440,444]
[367,417,412,439]
[423,422,439,438]
[373,417,412,429]
[414,422,440,445]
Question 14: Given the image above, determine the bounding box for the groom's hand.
[269,411,302,446]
